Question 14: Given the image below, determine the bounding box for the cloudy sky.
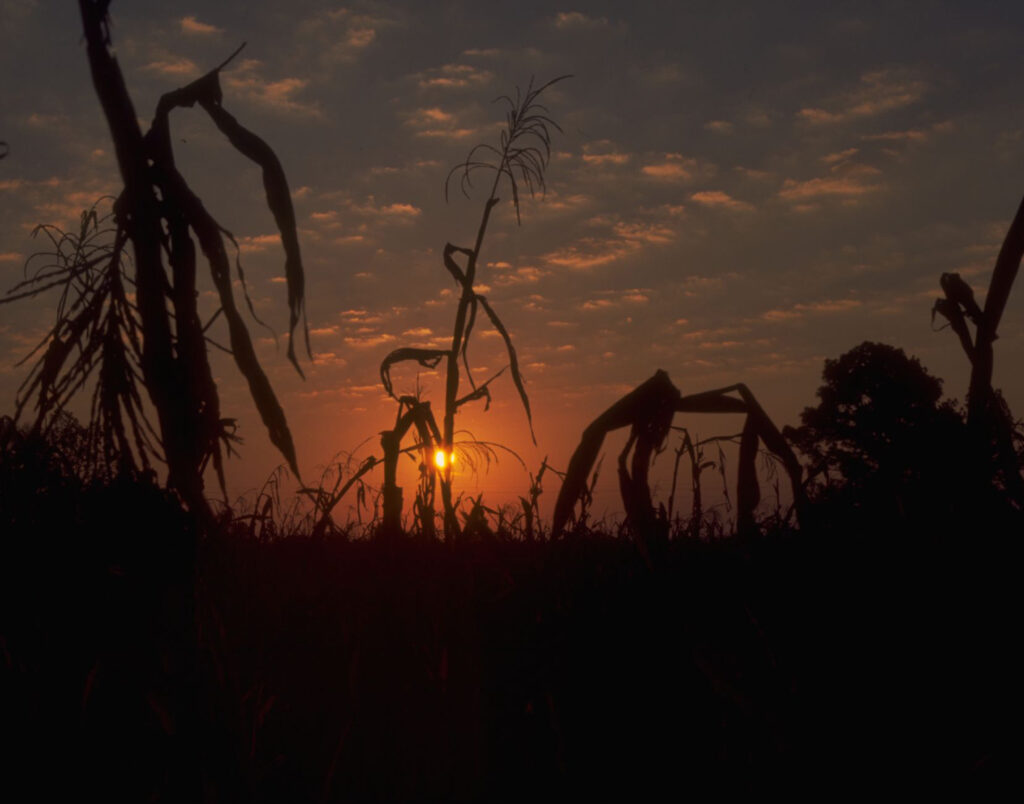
[2,1,1024,516]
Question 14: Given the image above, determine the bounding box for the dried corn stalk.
[551,370,805,539]
[933,194,1024,505]
[40,1,313,520]
[377,76,568,539]
[379,397,443,538]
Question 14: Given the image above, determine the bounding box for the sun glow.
[433,450,454,470]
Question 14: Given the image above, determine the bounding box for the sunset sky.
[2,1,1024,518]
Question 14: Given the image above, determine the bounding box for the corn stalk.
[551,370,805,540]
[377,76,568,540]
[55,1,310,523]
[379,396,443,539]
[933,194,1024,506]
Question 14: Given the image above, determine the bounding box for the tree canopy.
[785,342,967,511]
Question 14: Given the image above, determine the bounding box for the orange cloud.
[582,153,631,166]
[296,9,387,63]
[180,16,222,35]
[416,64,493,90]
[344,333,396,348]
[822,148,859,164]
[492,266,547,286]
[554,11,610,28]
[640,153,710,182]
[416,128,478,140]
[143,57,200,77]
[579,140,632,168]
[704,120,734,134]
[798,69,927,125]
[405,106,478,140]
[224,60,320,117]
[862,124,949,143]
[545,212,680,271]
[778,164,883,202]
[642,162,691,180]
[407,107,455,126]
[346,197,422,222]
[761,299,863,321]
[545,241,631,270]
[612,221,674,243]
[237,233,282,254]
[690,190,754,212]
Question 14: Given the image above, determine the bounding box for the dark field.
[2,476,1020,802]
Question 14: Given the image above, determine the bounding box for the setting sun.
[433,450,453,470]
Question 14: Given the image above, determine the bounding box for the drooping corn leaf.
[147,48,310,377]
[475,294,535,443]
[379,348,449,399]
[201,99,310,374]
[982,193,1024,336]
[455,367,507,412]
[154,159,301,479]
[141,52,307,479]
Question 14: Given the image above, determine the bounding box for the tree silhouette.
[785,342,968,515]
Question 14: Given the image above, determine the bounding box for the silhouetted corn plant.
[519,458,555,541]
[377,76,569,540]
[932,194,1024,506]
[379,395,443,538]
[551,370,805,541]
[301,449,376,538]
[27,2,312,524]
[1,201,162,481]
[667,429,723,538]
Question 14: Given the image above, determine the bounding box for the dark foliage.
[785,342,972,520]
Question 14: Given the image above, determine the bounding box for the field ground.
[1,479,1021,802]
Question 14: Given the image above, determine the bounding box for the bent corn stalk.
[551,370,805,540]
